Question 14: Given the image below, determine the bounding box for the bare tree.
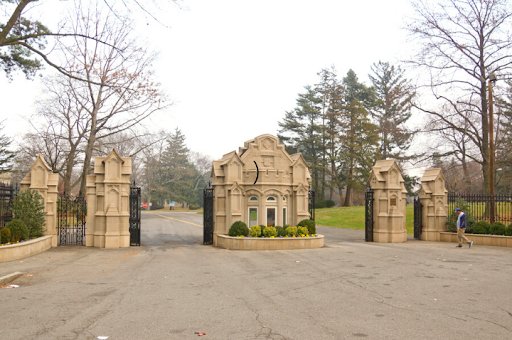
[426,102,482,191]
[49,5,168,195]
[408,0,512,193]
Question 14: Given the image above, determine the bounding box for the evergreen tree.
[0,121,14,173]
[339,70,378,206]
[278,86,323,192]
[160,128,200,206]
[369,61,415,161]
[315,67,345,201]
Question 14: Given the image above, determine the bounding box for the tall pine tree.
[278,86,323,192]
[369,61,415,161]
[315,67,345,201]
[161,128,197,205]
[0,121,14,173]
[339,70,378,206]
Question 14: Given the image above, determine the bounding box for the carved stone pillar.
[368,159,407,243]
[86,150,132,248]
[20,155,59,247]
[419,168,448,241]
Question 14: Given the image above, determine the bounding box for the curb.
[0,272,25,285]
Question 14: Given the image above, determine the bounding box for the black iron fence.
[0,183,17,228]
[448,192,512,224]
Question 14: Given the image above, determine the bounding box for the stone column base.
[50,234,58,247]
[373,230,407,243]
[104,234,130,248]
[421,229,441,241]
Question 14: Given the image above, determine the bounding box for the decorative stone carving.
[369,159,407,243]
[211,134,312,245]
[86,150,132,248]
[20,155,59,247]
[419,168,448,241]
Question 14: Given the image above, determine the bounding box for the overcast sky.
[1,0,419,165]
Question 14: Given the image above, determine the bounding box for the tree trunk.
[63,147,77,194]
[343,162,353,207]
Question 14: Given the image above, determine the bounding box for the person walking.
[455,208,473,248]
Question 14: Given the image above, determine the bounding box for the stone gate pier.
[20,155,59,247]
[418,168,448,241]
[368,159,407,243]
[86,150,132,248]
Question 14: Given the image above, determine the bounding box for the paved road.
[1,211,512,340]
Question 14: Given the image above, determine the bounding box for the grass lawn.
[316,205,414,235]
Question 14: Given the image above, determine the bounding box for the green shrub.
[505,225,512,236]
[7,219,29,242]
[489,222,506,235]
[446,221,457,232]
[470,221,490,234]
[285,226,298,237]
[262,226,277,238]
[12,190,46,238]
[276,226,286,237]
[1,227,11,244]
[249,225,261,237]
[297,226,309,237]
[298,219,316,235]
[228,221,249,237]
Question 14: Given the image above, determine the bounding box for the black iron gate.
[57,194,87,246]
[203,185,214,245]
[365,188,374,242]
[413,196,423,240]
[308,189,316,221]
[0,183,17,228]
[129,185,141,246]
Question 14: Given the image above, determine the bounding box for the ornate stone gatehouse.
[210,134,311,245]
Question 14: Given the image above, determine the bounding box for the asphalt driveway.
[1,211,511,339]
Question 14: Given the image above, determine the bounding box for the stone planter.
[0,236,52,263]
[216,234,324,250]
[439,232,512,248]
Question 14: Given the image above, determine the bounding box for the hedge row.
[446,221,512,236]
[228,219,316,238]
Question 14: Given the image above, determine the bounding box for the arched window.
[248,207,258,226]
[249,195,258,201]
[266,195,277,202]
